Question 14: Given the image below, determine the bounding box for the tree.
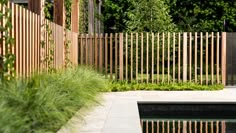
[102,0,131,33]
[125,0,176,32]
[167,0,236,32]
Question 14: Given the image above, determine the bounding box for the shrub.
[109,81,224,92]
[0,66,107,133]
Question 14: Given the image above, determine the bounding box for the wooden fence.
[141,120,226,133]
[0,2,78,78]
[78,32,226,85]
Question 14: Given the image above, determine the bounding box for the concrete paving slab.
[58,88,236,133]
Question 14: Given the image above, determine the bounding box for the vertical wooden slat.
[110,33,113,80]
[221,32,226,85]
[15,4,19,75]
[32,12,35,74]
[29,11,32,75]
[211,121,214,133]
[146,120,149,133]
[157,120,160,133]
[162,121,165,133]
[200,32,203,84]
[216,121,219,133]
[178,33,181,82]
[119,33,123,80]
[99,33,103,73]
[52,23,55,68]
[126,33,128,81]
[45,20,49,71]
[36,12,40,72]
[221,121,226,133]
[178,120,180,133]
[167,121,170,133]
[195,121,197,133]
[136,33,139,81]
[216,32,220,84]
[200,121,203,133]
[152,121,154,133]
[189,32,192,81]
[205,121,208,133]
[183,32,187,82]
[206,32,209,84]
[195,32,198,83]
[157,33,160,83]
[131,33,133,81]
[162,33,165,82]
[211,32,214,84]
[141,33,144,83]
[151,33,154,83]
[146,32,149,83]
[183,121,187,133]
[173,33,176,82]
[105,33,108,78]
[85,34,88,65]
[23,8,26,77]
[172,120,175,133]
[17,6,23,76]
[167,32,170,83]
[115,33,118,80]
[80,34,84,64]
[95,34,98,68]
[90,34,93,65]
[26,9,30,75]
[189,121,192,133]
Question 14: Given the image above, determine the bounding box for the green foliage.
[64,39,72,68]
[109,81,224,92]
[103,0,176,33]
[45,24,56,73]
[43,1,55,73]
[64,0,72,30]
[79,0,88,33]
[103,0,131,32]
[64,0,72,68]
[44,0,53,21]
[0,0,16,81]
[167,0,236,32]
[0,67,107,132]
[125,0,176,32]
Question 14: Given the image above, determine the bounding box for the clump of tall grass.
[0,66,107,133]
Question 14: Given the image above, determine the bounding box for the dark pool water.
[138,102,236,133]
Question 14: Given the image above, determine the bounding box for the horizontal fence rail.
[141,120,226,133]
[78,32,226,85]
[0,2,78,78]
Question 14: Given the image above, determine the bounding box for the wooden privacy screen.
[141,120,226,133]
[78,32,226,85]
[0,2,78,78]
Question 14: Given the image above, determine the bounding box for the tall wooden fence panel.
[0,2,78,78]
[79,32,226,85]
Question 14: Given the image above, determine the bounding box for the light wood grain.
[152,33,154,83]
[146,33,149,83]
[206,32,209,84]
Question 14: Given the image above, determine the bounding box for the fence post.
[183,32,188,82]
[119,33,124,80]
[222,32,226,85]
[71,0,78,33]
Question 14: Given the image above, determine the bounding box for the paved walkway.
[58,88,236,133]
